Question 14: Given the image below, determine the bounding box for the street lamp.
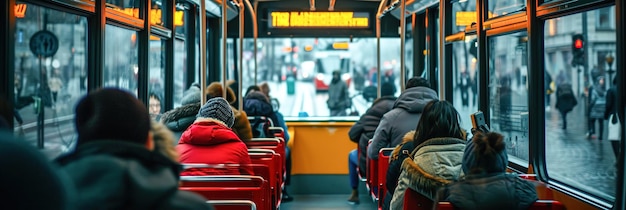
[606,53,615,82]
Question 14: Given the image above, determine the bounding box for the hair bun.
[473,132,505,156]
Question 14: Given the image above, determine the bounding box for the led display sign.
[269,11,369,28]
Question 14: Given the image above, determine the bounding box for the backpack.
[589,89,606,119]
[250,116,273,138]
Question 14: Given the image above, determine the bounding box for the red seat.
[377,148,394,209]
[366,148,379,201]
[268,127,284,140]
[180,175,270,210]
[436,200,566,210]
[518,174,554,199]
[207,200,257,210]
[403,188,434,210]
[249,149,282,208]
[247,138,285,178]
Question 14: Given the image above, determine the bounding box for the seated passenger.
[55,88,212,210]
[346,82,397,204]
[0,131,74,210]
[254,83,294,202]
[367,77,438,160]
[206,81,253,142]
[177,97,254,175]
[389,100,467,210]
[244,90,279,124]
[435,131,538,209]
[160,83,202,140]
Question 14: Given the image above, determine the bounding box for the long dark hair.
[412,100,465,146]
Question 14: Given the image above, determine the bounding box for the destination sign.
[269,11,370,28]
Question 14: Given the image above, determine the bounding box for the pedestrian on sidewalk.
[555,83,577,130]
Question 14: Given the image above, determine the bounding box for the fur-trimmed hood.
[390,137,466,210]
[160,103,200,132]
[390,131,415,161]
[402,137,466,197]
[206,81,237,105]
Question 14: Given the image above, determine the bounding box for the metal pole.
[399,0,406,92]
[238,0,244,110]
[199,0,207,105]
[222,0,228,98]
[248,0,258,85]
[376,0,387,98]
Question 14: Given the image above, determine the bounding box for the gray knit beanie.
[181,85,201,105]
[197,97,234,127]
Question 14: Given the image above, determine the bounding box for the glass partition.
[103,25,138,94]
[451,35,478,131]
[487,31,529,162]
[14,2,88,155]
[240,38,402,117]
[544,6,618,200]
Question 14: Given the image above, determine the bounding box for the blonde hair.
[151,120,179,162]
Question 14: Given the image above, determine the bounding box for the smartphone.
[470,111,488,132]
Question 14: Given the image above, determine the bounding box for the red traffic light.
[574,39,583,49]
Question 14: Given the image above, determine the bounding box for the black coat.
[56,140,213,210]
[160,103,201,140]
[244,92,279,126]
[348,96,396,176]
[555,84,577,113]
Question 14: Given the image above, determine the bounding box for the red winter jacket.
[177,119,254,175]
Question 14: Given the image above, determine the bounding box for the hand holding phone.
[470,111,489,133]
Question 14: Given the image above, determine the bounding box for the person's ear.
[145,131,155,151]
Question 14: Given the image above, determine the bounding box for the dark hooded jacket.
[367,86,438,159]
[244,91,280,127]
[348,95,396,176]
[56,140,213,210]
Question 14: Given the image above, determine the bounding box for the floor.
[280,194,377,210]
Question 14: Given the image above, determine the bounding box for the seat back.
[436,200,565,210]
[403,188,434,210]
[207,200,257,210]
[366,150,379,200]
[248,149,282,207]
[268,127,285,140]
[248,116,274,138]
[377,148,394,208]
[180,175,269,210]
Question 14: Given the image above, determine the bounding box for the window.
[103,25,138,94]
[149,38,165,120]
[487,31,529,163]
[14,2,88,152]
[488,0,525,19]
[451,35,478,131]
[240,38,402,118]
[543,6,617,201]
[451,0,477,34]
[596,7,614,30]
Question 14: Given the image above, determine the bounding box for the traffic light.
[572,34,584,66]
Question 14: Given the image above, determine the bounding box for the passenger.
[587,76,606,140]
[244,91,280,130]
[152,120,179,162]
[0,131,75,210]
[55,88,212,210]
[327,70,351,116]
[555,83,577,130]
[246,84,294,202]
[205,81,254,142]
[177,97,254,175]
[605,78,620,159]
[389,100,467,210]
[149,92,163,121]
[367,76,438,160]
[435,131,538,209]
[346,82,397,204]
[160,84,202,140]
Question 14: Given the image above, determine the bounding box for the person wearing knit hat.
[177,97,254,175]
[56,88,214,210]
[206,81,253,142]
[435,131,538,210]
